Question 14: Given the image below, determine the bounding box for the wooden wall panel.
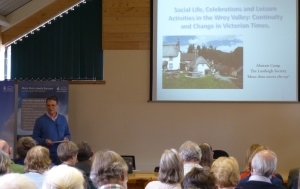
[103,0,150,8]
[103,7,150,17]
[102,0,151,50]
[103,33,149,42]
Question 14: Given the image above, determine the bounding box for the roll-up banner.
[0,81,15,157]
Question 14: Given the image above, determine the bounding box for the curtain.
[10,0,103,80]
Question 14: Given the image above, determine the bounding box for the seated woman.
[182,167,215,189]
[42,165,85,189]
[14,136,37,165]
[24,146,52,189]
[211,156,240,189]
[240,143,261,179]
[145,149,184,189]
[199,143,214,168]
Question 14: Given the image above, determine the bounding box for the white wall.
[69,50,300,179]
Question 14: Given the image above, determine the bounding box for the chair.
[213,150,229,159]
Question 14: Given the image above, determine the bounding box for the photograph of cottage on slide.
[162,35,243,89]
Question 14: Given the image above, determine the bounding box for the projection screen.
[151,0,298,102]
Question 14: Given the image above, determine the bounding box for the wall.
[69,50,300,179]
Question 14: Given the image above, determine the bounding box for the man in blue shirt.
[33,95,71,165]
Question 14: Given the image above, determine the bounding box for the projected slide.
[151,0,298,101]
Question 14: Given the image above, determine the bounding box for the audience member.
[287,167,300,189]
[179,140,202,175]
[42,164,84,189]
[145,149,183,189]
[291,175,299,189]
[75,141,95,189]
[0,173,38,189]
[211,156,240,189]
[90,150,128,189]
[182,167,215,189]
[57,141,78,166]
[238,146,283,186]
[75,141,94,177]
[0,150,11,175]
[199,143,214,168]
[24,146,52,189]
[14,136,37,165]
[289,169,300,189]
[240,143,262,179]
[237,150,285,189]
[57,141,90,189]
[0,139,24,173]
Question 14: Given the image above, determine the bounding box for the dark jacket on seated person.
[239,174,284,186]
[292,176,299,189]
[238,180,286,189]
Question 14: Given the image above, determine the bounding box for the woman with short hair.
[211,157,240,189]
[0,173,38,189]
[15,136,37,165]
[24,145,52,189]
[42,165,84,189]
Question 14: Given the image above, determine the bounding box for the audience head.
[211,157,240,188]
[77,141,93,161]
[246,145,268,173]
[16,136,37,160]
[244,143,261,171]
[90,150,128,188]
[0,173,38,189]
[57,141,79,165]
[158,148,184,184]
[179,141,202,163]
[0,139,12,155]
[0,150,11,175]
[42,165,84,189]
[182,167,215,189]
[199,143,214,168]
[251,149,277,177]
[24,145,51,173]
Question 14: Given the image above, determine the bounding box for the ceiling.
[0,0,54,31]
[1,0,82,45]
[0,0,31,16]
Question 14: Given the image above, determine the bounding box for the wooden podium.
[127,171,158,189]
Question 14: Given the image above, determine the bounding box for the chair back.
[213,150,229,159]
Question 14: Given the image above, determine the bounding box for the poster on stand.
[0,81,15,156]
[17,81,69,136]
